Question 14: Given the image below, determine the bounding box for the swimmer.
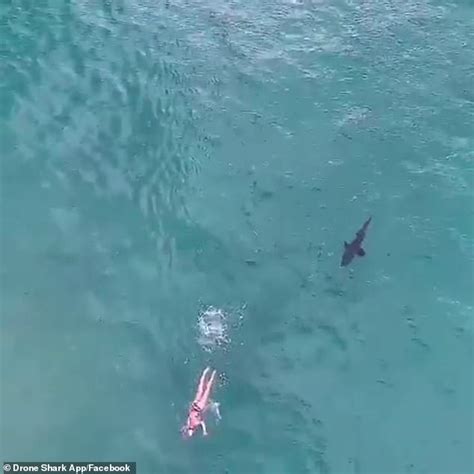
[182,367,218,438]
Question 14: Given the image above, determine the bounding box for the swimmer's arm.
[213,402,221,420]
[201,421,208,436]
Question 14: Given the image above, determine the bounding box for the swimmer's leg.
[196,367,210,399]
[201,369,216,404]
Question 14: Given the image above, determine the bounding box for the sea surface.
[1,1,473,473]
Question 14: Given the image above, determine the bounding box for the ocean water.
[1,0,473,473]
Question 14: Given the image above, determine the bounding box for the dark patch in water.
[259,189,274,200]
[317,322,347,351]
[324,286,346,298]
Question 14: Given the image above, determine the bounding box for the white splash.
[207,400,222,422]
[197,306,230,352]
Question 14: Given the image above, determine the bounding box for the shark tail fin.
[357,248,366,257]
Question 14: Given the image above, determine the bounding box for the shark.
[341,217,372,267]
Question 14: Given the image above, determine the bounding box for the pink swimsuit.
[183,367,217,438]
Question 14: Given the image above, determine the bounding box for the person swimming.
[182,367,219,438]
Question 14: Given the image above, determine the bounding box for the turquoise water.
[1,0,473,472]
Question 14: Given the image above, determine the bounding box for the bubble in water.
[197,306,230,352]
